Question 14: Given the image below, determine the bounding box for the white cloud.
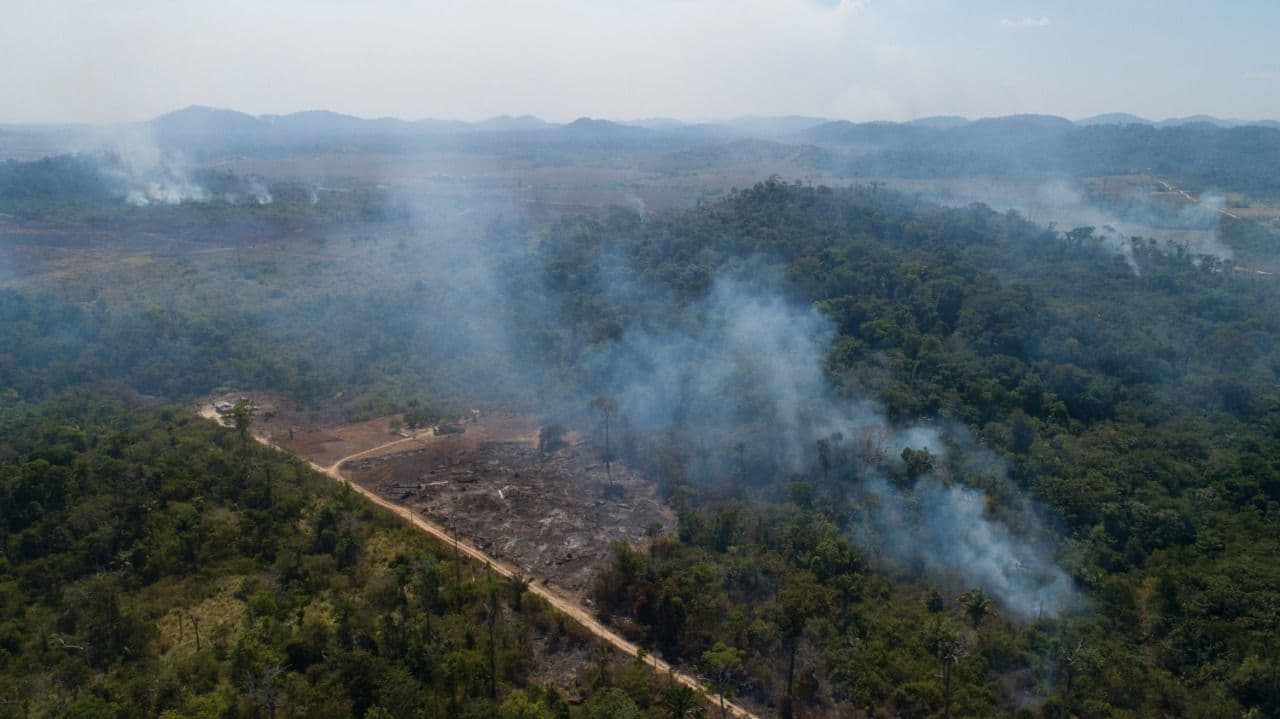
[999,16,1051,29]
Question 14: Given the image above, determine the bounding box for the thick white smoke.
[1031,179,1233,271]
[603,280,844,469]
[225,177,273,205]
[592,276,1077,619]
[859,476,1076,620]
[84,125,208,206]
[72,125,273,207]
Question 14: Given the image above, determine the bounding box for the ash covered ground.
[342,416,675,598]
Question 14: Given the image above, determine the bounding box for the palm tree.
[507,573,531,612]
[663,684,701,719]
[927,620,968,719]
[958,588,995,629]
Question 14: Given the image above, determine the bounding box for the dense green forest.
[0,396,704,718]
[3,175,1280,716]
[521,181,1280,717]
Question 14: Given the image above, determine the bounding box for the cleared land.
[200,397,756,718]
[342,420,674,598]
[217,394,674,598]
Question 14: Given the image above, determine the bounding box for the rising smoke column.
[856,474,1076,620]
[87,125,208,206]
[588,275,1077,619]
[74,124,274,206]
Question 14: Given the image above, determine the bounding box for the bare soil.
[342,419,674,599]
[273,414,410,469]
[204,392,675,598]
[204,392,412,468]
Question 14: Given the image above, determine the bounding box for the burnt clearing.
[340,415,675,599]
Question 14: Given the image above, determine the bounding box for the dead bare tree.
[187,610,201,652]
[1057,636,1090,698]
[929,627,968,719]
[452,519,462,592]
[177,609,201,651]
[242,662,286,719]
[51,635,86,653]
[588,395,618,485]
[486,573,499,700]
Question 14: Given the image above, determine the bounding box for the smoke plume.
[72,125,274,206]
[82,125,208,206]
[857,474,1075,619]
[580,275,1077,619]
[1029,179,1233,270]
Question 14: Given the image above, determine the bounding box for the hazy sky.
[5,0,1280,124]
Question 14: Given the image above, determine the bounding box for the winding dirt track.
[199,406,758,719]
[1154,177,1241,219]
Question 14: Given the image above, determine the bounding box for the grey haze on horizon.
[5,0,1280,125]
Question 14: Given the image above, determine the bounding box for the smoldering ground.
[1028,179,1234,270]
[64,124,276,206]
[883,175,1239,274]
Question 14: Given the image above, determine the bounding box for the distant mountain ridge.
[144,105,1280,143]
[907,115,970,129]
[151,105,267,141]
[7,105,1275,164]
[1076,113,1151,126]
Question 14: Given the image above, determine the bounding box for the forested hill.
[522,180,1280,716]
[532,179,1280,435]
[0,397,685,718]
[3,178,1280,715]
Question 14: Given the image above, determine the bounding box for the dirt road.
[198,405,759,719]
[1154,178,1241,220]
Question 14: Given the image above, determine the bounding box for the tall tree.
[703,641,743,719]
[776,571,831,719]
[589,395,618,485]
[928,620,968,719]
